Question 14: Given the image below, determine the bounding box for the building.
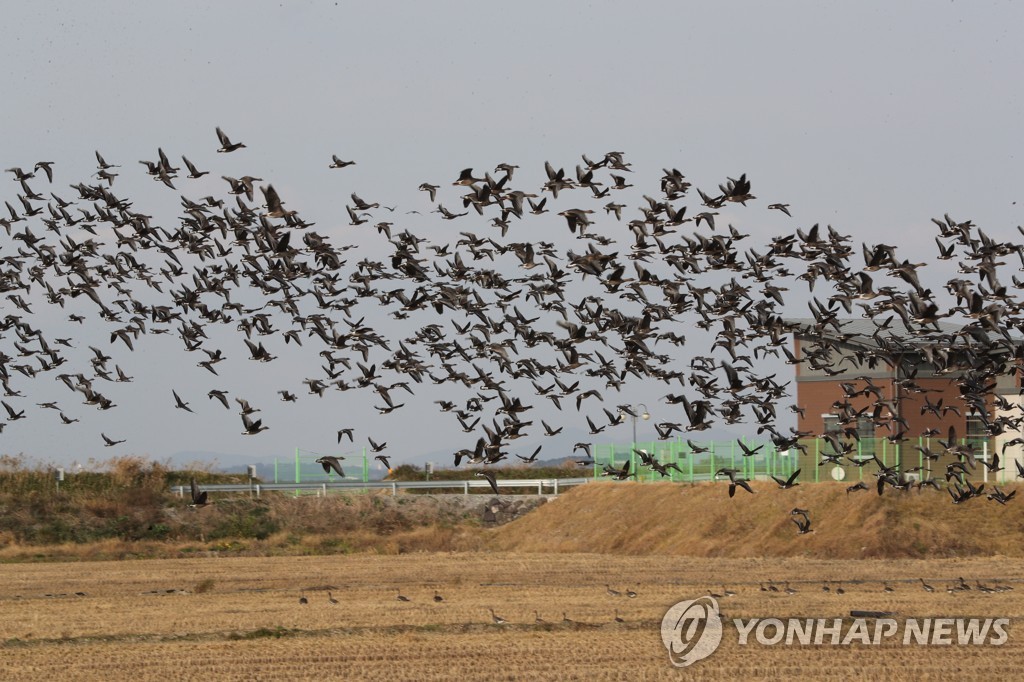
[786,318,1020,484]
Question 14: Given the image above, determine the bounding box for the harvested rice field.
[3,553,1023,680]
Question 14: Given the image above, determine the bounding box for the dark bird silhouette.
[240,413,268,436]
[172,389,194,413]
[215,126,246,153]
[101,433,125,447]
[316,456,346,477]
[189,477,208,508]
[771,469,801,490]
[182,156,209,179]
[476,470,499,495]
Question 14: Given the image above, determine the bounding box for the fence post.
[554,479,559,495]
[464,481,469,495]
[983,441,989,484]
[255,484,261,498]
[295,448,300,484]
[274,458,279,484]
[815,438,820,483]
[363,447,368,483]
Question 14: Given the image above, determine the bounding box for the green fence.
[273,436,1003,487]
[274,447,371,485]
[586,437,798,483]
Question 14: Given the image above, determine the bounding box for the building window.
[822,414,839,436]
[965,412,989,445]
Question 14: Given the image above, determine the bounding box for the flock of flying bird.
[4,128,1024,534]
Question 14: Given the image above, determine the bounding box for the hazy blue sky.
[2,2,1022,471]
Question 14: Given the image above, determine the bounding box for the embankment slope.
[491,481,1024,559]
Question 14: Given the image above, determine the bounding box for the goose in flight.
[715,468,754,497]
[846,481,869,494]
[987,486,1016,505]
[375,455,392,471]
[771,468,801,490]
[240,413,268,435]
[515,445,542,463]
[418,183,439,202]
[2,401,26,421]
[316,456,346,477]
[329,155,356,169]
[476,470,499,495]
[182,156,208,178]
[172,389,194,413]
[215,126,246,153]
[792,512,813,535]
[101,433,125,447]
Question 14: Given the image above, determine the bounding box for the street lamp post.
[619,403,650,476]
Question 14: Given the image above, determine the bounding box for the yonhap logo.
[660,596,723,667]
[661,597,1010,667]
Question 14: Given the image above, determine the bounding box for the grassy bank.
[491,480,1024,558]
[0,456,504,561]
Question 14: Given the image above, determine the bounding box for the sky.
[1,1,1022,472]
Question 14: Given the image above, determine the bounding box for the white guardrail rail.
[172,478,592,498]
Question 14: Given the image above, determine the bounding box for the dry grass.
[0,490,500,561]
[490,480,1024,558]
[2,553,1024,680]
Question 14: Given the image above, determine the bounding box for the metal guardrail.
[173,477,592,498]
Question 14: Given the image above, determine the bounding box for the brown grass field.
[4,482,1024,680]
